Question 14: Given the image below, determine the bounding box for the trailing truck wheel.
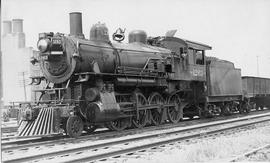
[66,115,83,138]
[149,92,164,126]
[167,94,182,123]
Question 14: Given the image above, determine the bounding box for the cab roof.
[184,39,212,50]
[160,36,212,50]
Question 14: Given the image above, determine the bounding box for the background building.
[2,19,37,104]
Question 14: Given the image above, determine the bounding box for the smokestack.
[3,20,12,35]
[69,12,84,38]
[12,19,23,33]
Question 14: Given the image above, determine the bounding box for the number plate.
[52,39,61,44]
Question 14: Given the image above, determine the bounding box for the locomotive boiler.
[37,15,170,84]
[18,12,253,138]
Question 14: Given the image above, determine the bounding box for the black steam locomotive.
[18,12,270,138]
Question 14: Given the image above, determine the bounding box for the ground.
[122,122,270,163]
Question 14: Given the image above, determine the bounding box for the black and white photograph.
[1,0,270,162]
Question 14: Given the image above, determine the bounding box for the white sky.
[1,0,270,102]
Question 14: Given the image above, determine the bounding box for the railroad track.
[2,119,195,149]
[2,110,270,151]
[2,112,270,163]
[2,116,199,142]
[2,108,269,148]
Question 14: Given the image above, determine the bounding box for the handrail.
[33,88,67,92]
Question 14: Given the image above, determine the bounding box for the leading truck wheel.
[66,115,83,138]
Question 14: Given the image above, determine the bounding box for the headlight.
[37,39,50,52]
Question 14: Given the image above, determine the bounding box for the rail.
[2,112,270,163]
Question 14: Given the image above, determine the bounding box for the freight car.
[17,12,261,138]
[242,76,270,109]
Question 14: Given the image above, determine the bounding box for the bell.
[113,28,125,42]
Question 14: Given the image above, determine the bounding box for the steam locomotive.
[18,12,270,138]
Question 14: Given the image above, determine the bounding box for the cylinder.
[86,102,121,122]
[12,19,23,33]
[3,20,12,35]
[69,12,84,38]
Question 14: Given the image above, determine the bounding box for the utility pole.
[18,71,29,101]
[22,71,27,101]
[0,0,3,112]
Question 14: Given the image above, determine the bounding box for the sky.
[1,0,270,102]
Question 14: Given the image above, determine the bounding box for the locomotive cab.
[151,36,212,118]
[153,36,211,82]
